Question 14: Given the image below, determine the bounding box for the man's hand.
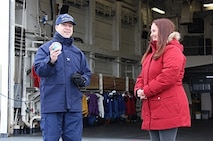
[71,73,86,87]
[49,42,62,64]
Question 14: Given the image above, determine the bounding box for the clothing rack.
[85,73,135,94]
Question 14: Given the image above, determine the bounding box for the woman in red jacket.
[134,18,191,141]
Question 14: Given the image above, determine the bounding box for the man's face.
[55,22,73,38]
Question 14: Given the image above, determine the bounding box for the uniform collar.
[53,32,74,46]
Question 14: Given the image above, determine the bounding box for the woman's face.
[150,23,158,41]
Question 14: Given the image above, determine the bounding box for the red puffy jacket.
[134,34,191,130]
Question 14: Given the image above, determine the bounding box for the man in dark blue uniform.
[34,13,91,141]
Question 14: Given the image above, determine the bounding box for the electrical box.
[14,83,22,108]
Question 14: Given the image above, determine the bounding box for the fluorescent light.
[203,3,213,7]
[151,7,165,14]
[203,3,213,10]
[206,76,213,79]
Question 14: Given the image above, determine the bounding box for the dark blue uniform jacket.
[34,32,91,113]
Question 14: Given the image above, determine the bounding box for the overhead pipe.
[8,0,16,135]
[18,0,31,129]
[21,0,45,129]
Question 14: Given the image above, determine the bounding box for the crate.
[202,110,209,120]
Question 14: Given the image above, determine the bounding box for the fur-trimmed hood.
[167,31,181,43]
[167,31,183,52]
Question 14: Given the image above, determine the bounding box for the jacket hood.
[167,31,181,42]
[167,31,183,52]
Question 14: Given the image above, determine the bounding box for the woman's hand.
[137,89,147,100]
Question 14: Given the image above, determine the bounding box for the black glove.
[71,73,86,87]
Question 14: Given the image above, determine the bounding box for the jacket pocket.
[150,95,179,119]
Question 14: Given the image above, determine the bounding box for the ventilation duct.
[180,2,193,24]
[180,1,202,25]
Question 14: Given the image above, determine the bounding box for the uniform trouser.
[149,128,178,141]
[40,112,83,141]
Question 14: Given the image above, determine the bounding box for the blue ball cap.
[55,14,76,25]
